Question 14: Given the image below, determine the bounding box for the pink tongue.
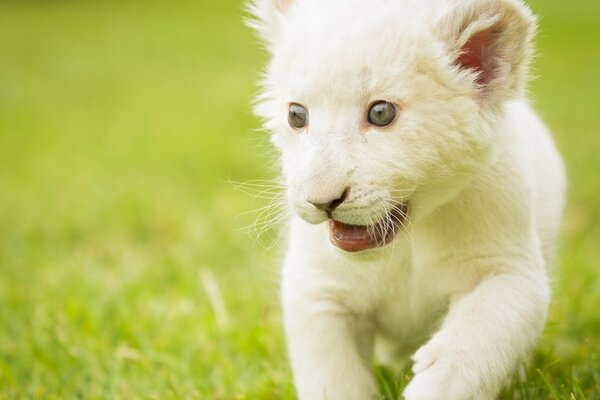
[329,220,375,253]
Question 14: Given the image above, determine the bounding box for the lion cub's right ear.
[246,0,295,52]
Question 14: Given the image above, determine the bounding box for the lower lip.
[328,204,408,252]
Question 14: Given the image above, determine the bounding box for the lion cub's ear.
[246,0,295,52]
[271,0,294,13]
[435,0,536,103]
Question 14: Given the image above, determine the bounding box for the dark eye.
[368,101,397,127]
[288,103,308,129]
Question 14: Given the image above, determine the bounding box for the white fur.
[249,0,566,399]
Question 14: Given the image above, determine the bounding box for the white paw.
[403,333,492,400]
[410,332,448,375]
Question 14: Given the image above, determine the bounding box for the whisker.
[229,177,289,249]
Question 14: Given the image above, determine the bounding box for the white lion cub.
[249,0,565,398]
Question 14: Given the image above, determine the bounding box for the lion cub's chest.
[336,242,450,344]
[373,261,449,341]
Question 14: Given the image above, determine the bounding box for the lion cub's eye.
[368,101,397,127]
[288,103,308,129]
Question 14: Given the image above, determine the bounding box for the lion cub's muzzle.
[328,203,409,252]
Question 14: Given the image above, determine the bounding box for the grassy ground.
[0,0,598,398]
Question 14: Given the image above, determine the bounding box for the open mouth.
[329,203,409,253]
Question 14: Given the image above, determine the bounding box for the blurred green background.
[0,0,598,398]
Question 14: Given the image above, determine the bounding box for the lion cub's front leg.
[404,268,550,400]
[282,268,378,400]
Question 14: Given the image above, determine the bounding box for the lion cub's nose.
[308,187,350,213]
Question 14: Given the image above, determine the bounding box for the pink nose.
[308,187,350,214]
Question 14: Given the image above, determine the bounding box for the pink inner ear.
[457,28,497,86]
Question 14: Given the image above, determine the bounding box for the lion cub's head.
[249,0,535,252]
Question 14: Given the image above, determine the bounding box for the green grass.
[0,0,598,398]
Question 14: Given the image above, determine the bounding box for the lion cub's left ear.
[436,0,536,104]
[246,0,295,52]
